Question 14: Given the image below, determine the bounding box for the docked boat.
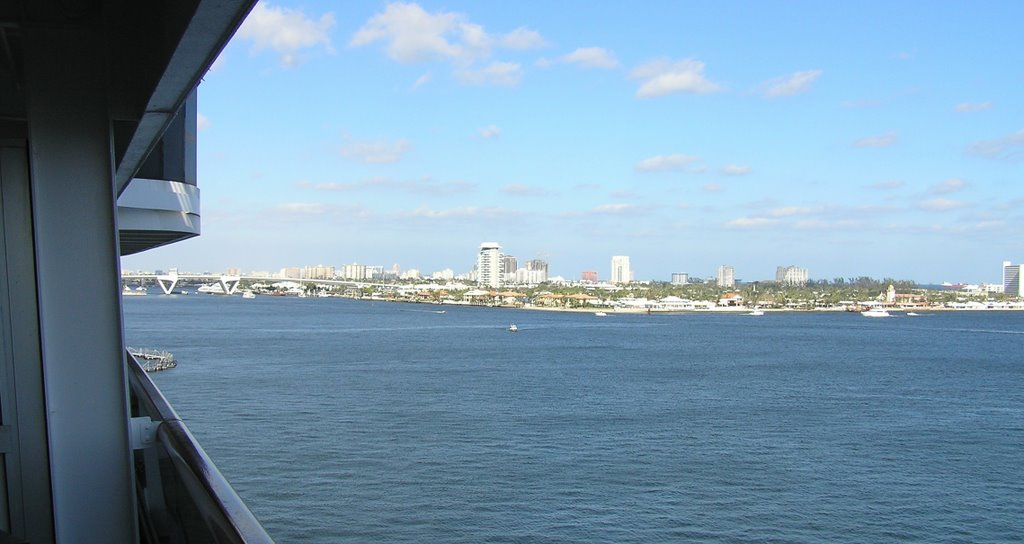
[861,308,890,317]
[508,323,518,332]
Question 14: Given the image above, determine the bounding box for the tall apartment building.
[477,242,502,288]
[1003,261,1024,296]
[611,256,632,284]
[775,265,809,285]
[581,271,598,283]
[501,255,518,282]
[526,259,548,274]
[341,263,367,280]
[716,265,735,288]
[671,272,689,285]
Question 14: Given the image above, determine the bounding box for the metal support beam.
[24,26,136,542]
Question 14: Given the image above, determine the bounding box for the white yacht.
[861,308,891,317]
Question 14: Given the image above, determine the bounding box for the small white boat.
[861,308,890,317]
[508,323,518,332]
[242,290,256,299]
[594,312,608,317]
[906,312,920,316]
[747,309,764,316]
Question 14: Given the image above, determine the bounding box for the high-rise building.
[341,263,366,280]
[775,265,809,286]
[611,256,631,284]
[671,273,689,285]
[1003,261,1024,296]
[526,259,548,274]
[716,265,735,288]
[581,271,598,283]
[500,255,517,282]
[477,242,502,288]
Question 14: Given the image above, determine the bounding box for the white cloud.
[967,129,1024,160]
[478,125,501,139]
[721,164,751,176]
[725,217,781,229]
[340,138,412,164]
[955,101,992,113]
[853,131,898,148]
[456,62,523,86]
[501,27,546,49]
[867,180,904,190]
[758,69,823,97]
[635,154,700,172]
[412,72,432,89]
[919,198,968,211]
[238,3,335,66]
[309,176,473,196]
[629,58,724,98]
[403,206,521,219]
[931,178,968,194]
[769,206,817,217]
[591,203,637,215]
[350,3,543,67]
[197,113,210,131]
[543,47,619,69]
[349,2,464,63]
[502,183,552,197]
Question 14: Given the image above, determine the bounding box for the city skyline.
[120,1,1024,284]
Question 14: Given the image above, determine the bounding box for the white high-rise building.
[716,265,735,288]
[611,256,631,284]
[477,242,502,288]
[775,265,809,285]
[671,273,689,285]
[1003,261,1024,297]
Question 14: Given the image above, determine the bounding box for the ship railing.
[127,351,275,544]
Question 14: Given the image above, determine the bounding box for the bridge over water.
[121,269,390,295]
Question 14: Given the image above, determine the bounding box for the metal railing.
[127,352,275,543]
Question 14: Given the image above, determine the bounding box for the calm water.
[124,295,1024,543]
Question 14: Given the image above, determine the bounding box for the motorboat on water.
[747,309,765,316]
[906,312,920,316]
[242,290,256,299]
[508,323,519,332]
[861,308,890,317]
[594,312,608,317]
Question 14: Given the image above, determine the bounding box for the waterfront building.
[303,264,335,280]
[581,270,598,283]
[366,265,385,279]
[671,272,689,285]
[775,265,809,286]
[527,259,549,274]
[280,267,302,279]
[400,268,422,280]
[1003,261,1024,297]
[432,268,455,280]
[341,263,367,280]
[717,265,735,288]
[611,256,632,284]
[501,255,518,283]
[477,242,502,288]
[514,268,547,285]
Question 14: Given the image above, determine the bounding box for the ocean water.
[124,295,1024,543]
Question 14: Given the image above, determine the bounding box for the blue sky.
[122,1,1024,284]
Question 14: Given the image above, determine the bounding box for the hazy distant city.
[123,242,1024,299]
